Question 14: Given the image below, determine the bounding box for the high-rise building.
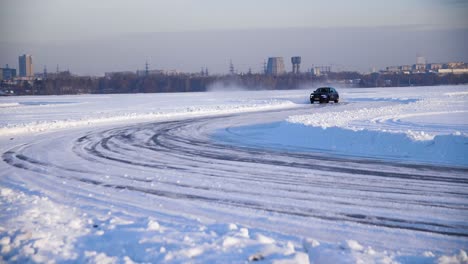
[19,54,33,77]
[266,57,285,75]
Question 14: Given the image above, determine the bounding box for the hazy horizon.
[1,26,467,76]
[1,0,467,75]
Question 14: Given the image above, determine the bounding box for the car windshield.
[316,88,329,93]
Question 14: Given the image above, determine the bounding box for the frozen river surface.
[1,86,467,263]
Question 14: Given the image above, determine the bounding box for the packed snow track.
[2,108,468,255]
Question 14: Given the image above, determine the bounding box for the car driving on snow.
[310,87,339,104]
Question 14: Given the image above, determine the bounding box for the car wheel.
[326,99,330,103]
[310,100,314,104]
[334,99,339,103]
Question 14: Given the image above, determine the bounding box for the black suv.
[310,87,339,104]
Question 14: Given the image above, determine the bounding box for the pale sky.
[1,0,467,74]
[2,0,468,42]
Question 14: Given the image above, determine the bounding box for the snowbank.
[275,88,468,166]
[0,188,310,263]
[0,103,20,108]
[288,98,468,140]
[0,98,296,136]
[4,186,457,263]
[0,187,89,262]
[217,121,468,166]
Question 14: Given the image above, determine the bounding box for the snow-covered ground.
[215,88,468,166]
[0,86,467,263]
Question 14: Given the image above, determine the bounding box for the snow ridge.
[0,98,295,136]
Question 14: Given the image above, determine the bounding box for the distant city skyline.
[1,1,467,75]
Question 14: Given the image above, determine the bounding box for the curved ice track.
[3,108,468,252]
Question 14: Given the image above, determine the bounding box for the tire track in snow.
[3,109,468,240]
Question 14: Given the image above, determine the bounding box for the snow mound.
[217,121,468,166]
[438,250,468,264]
[303,238,398,264]
[1,186,465,263]
[84,251,118,264]
[0,102,20,108]
[288,94,468,143]
[147,219,161,231]
[256,233,276,244]
[0,188,89,263]
[346,240,364,251]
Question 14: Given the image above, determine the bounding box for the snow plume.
[206,80,249,92]
[306,81,346,90]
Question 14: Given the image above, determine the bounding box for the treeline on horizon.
[4,71,468,96]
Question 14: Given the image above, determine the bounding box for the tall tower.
[19,54,33,77]
[291,56,301,74]
[145,61,149,76]
[229,60,235,75]
[229,60,236,75]
[266,57,285,75]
